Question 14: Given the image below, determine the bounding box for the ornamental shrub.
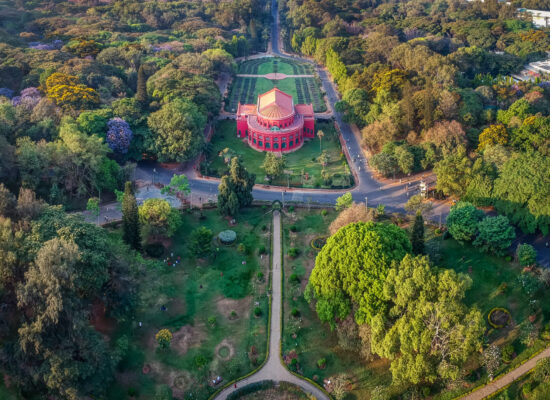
[517,243,537,267]
[155,329,172,349]
[288,248,300,258]
[106,117,133,154]
[218,230,237,244]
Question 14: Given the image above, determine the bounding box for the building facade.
[236,88,314,153]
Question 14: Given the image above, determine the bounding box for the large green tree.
[371,255,484,385]
[473,215,515,255]
[122,181,140,249]
[306,222,411,326]
[217,157,255,216]
[493,151,550,235]
[446,201,484,243]
[261,152,285,182]
[138,198,182,241]
[147,99,206,162]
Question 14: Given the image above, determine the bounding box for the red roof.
[295,103,314,116]
[258,88,294,119]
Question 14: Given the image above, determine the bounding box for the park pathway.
[213,211,329,400]
[460,347,550,399]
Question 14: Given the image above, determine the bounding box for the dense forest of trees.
[281,0,550,234]
[0,0,269,209]
[0,0,269,398]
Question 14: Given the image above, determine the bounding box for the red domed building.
[236,88,314,153]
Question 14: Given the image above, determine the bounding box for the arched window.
[253,139,257,144]
[289,141,293,147]
[274,143,279,149]
[259,141,263,147]
[282,142,286,149]
[265,142,270,148]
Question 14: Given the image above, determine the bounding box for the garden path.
[213,211,329,399]
[460,347,550,399]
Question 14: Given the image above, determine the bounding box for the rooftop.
[257,88,294,119]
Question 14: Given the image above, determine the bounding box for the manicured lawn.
[107,208,272,400]
[238,57,314,75]
[280,209,550,399]
[203,120,352,189]
[228,58,325,113]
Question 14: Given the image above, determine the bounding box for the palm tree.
[317,129,324,153]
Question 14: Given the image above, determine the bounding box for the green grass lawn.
[203,120,352,189]
[279,210,550,399]
[228,58,325,113]
[238,57,314,75]
[107,208,272,400]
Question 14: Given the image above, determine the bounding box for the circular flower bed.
[218,230,237,245]
[488,307,511,329]
[311,236,328,250]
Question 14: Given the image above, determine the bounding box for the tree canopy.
[307,222,411,326]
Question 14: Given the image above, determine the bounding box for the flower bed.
[310,236,327,250]
[488,307,511,329]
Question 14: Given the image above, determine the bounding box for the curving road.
[213,211,329,400]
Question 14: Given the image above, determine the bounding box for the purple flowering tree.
[12,87,41,109]
[0,88,14,99]
[106,117,133,154]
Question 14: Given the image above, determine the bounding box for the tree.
[394,145,414,175]
[45,72,99,110]
[217,157,255,217]
[473,216,516,256]
[190,226,213,257]
[433,146,472,197]
[139,198,182,241]
[371,255,484,385]
[370,152,398,177]
[155,329,172,349]
[411,212,424,255]
[404,194,433,216]
[307,222,411,326]
[0,183,15,217]
[516,243,537,267]
[262,153,285,182]
[478,124,508,151]
[482,344,502,380]
[136,64,148,106]
[147,99,206,162]
[335,193,353,211]
[318,151,329,169]
[106,118,133,154]
[446,201,484,243]
[161,174,190,207]
[329,203,376,235]
[86,197,100,224]
[122,182,140,250]
[422,120,466,150]
[317,129,324,152]
[493,151,550,235]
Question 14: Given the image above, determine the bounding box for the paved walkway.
[460,347,550,399]
[213,211,329,400]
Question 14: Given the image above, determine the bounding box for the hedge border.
[279,212,334,399]
[207,214,274,400]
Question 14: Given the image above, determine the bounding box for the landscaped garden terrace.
[202,120,352,189]
[105,207,272,400]
[226,57,326,113]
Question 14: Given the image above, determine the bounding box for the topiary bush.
[218,230,237,245]
[289,273,300,284]
[254,307,262,317]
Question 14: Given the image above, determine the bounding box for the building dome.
[257,88,294,119]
